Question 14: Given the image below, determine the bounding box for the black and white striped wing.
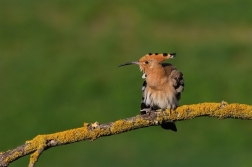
[140,80,151,115]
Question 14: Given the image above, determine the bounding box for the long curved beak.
[118,61,139,67]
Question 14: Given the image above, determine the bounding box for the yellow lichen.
[83,122,89,127]
[2,102,252,167]
[135,117,150,126]
[111,120,133,133]
[3,151,24,165]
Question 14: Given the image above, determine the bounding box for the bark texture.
[0,102,252,167]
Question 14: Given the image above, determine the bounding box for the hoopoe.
[119,53,184,132]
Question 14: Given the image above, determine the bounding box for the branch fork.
[1,102,252,167]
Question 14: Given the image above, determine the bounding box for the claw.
[165,108,172,116]
[140,108,153,115]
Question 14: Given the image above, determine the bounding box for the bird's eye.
[145,61,149,64]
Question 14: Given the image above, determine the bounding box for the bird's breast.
[143,86,178,110]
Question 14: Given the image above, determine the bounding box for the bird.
[118,53,184,132]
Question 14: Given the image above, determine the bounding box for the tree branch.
[1,102,252,167]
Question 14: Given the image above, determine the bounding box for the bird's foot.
[164,108,172,116]
[156,108,172,116]
[140,109,153,115]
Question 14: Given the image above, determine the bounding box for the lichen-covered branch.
[1,102,252,167]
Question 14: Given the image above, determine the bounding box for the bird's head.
[118,53,176,72]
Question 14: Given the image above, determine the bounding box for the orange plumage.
[119,53,184,131]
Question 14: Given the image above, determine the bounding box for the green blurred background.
[1,0,252,166]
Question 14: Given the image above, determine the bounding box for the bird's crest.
[139,53,176,64]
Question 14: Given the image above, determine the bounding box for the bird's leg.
[170,108,172,116]
[156,108,169,118]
